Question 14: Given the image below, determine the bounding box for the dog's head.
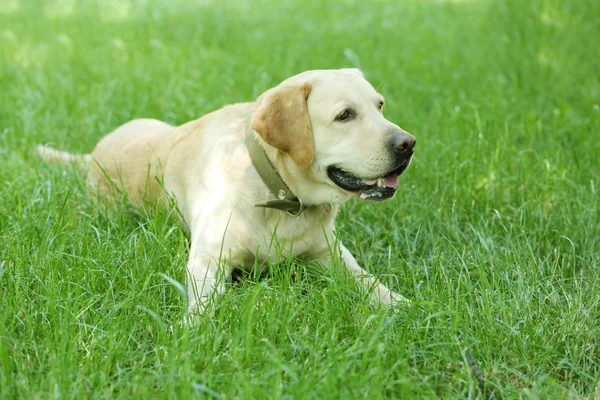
[251,69,415,205]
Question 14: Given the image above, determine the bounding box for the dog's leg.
[331,243,410,305]
[186,244,231,317]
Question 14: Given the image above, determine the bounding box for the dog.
[38,69,416,316]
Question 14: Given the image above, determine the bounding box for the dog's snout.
[390,131,416,155]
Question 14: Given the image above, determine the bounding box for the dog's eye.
[335,109,354,122]
[378,100,384,110]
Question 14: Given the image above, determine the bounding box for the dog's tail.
[37,144,92,171]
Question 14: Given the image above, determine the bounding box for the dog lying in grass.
[38,69,416,317]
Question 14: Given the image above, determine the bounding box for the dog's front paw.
[371,284,410,308]
[183,298,213,325]
[387,290,410,306]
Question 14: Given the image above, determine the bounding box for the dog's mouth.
[327,161,410,201]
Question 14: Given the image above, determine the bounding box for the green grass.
[1,0,599,398]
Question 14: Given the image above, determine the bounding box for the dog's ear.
[251,82,314,169]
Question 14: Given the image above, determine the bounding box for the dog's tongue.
[382,173,399,188]
[363,173,399,188]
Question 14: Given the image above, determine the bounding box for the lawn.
[1,0,599,398]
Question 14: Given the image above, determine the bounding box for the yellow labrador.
[38,69,416,315]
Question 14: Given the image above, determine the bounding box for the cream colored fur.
[38,69,413,317]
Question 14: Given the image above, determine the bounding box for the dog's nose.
[390,130,416,154]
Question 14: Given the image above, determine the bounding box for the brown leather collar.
[245,115,306,216]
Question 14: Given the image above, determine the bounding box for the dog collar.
[245,115,306,216]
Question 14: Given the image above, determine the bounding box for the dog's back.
[38,118,175,205]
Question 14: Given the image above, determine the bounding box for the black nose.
[390,130,416,156]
